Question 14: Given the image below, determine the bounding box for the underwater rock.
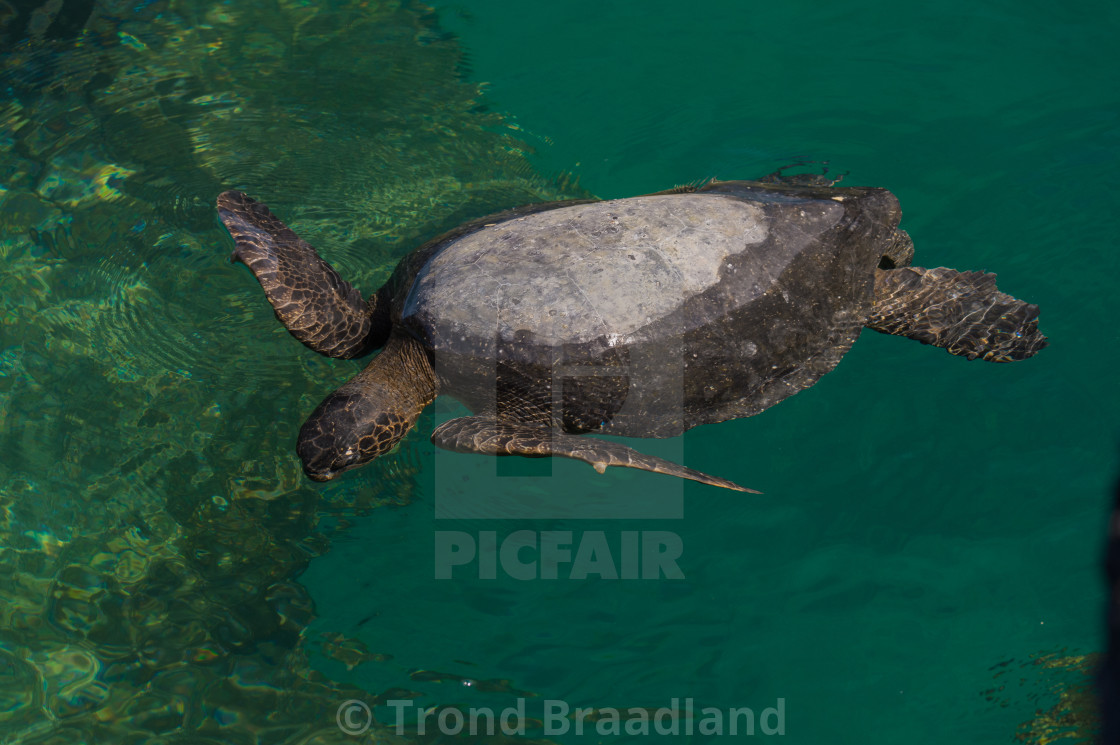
[0,1,588,743]
[37,150,133,208]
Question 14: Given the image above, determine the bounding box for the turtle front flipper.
[866,266,1047,361]
[431,416,760,493]
[217,190,391,359]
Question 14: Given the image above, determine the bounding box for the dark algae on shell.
[217,176,1047,491]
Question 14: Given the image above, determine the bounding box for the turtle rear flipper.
[431,416,760,493]
[867,266,1047,361]
[217,190,391,359]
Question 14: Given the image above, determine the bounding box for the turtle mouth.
[302,455,366,482]
[297,429,358,482]
[304,466,337,482]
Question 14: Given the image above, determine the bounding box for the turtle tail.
[217,190,391,359]
[866,266,1047,362]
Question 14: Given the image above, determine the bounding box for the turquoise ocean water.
[0,1,1116,742]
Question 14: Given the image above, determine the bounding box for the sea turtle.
[216,178,1046,492]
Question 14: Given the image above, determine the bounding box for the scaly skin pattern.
[217,190,390,359]
[431,415,758,493]
[866,267,1047,361]
[297,333,437,480]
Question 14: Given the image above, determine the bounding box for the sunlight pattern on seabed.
[0,0,586,741]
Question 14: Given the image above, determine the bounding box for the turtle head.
[295,335,437,481]
[296,388,410,481]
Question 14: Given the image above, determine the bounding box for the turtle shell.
[393,180,901,437]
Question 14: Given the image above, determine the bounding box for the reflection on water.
[0,0,583,741]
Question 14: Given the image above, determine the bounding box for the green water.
[0,0,1115,742]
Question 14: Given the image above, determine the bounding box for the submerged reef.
[0,0,582,741]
